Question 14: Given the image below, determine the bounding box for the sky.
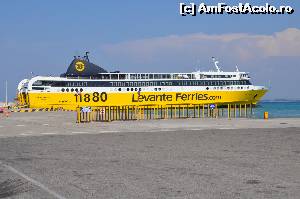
[0,0,299,101]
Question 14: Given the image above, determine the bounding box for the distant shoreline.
[260,99,300,103]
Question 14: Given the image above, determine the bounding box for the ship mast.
[5,80,8,107]
[212,57,221,72]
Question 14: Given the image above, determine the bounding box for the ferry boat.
[17,52,267,110]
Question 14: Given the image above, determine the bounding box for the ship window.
[32,87,44,90]
[75,88,78,92]
[66,88,69,92]
[111,74,118,79]
[135,88,138,91]
[61,88,65,92]
[80,88,83,92]
[130,74,136,79]
[71,88,74,92]
[118,88,121,91]
[131,88,134,91]
[154,88,157,91]
[158,88,161,91]
[101,74,110,79]
[127,88,129,91]
[32,80,43,86]
[119,74,126,79]
[141,74,146,79]
[149,74,153,79]
[139,88,141,91]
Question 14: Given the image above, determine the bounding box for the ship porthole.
[80,88,83,92]
[61,88,65,92]
[71,88,74,92]
[75,88,78,92]
[66,88,69,92]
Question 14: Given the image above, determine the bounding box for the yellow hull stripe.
[25,90,267,111]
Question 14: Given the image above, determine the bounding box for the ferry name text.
[132,93,222,102]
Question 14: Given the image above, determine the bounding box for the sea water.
[253,101,300,119]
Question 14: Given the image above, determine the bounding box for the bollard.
[264,112,269,119]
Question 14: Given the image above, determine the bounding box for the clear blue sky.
[0,0,299,100]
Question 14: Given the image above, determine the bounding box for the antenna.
[195,59,201,72]
[212,57,221,72]
[235,65,239,72]
[85,51,90,62]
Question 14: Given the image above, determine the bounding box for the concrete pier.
[0,112,300,198]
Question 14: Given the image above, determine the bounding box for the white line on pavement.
[41,133,57,135]
[16,124,25,127]
[159,129,174,132]
[100,130,120,133]
[43,124,49,126]
[0,161,66,199]
[189,128,205,131]
[71,131,90,134]
[218,127,235,130]
[19,133,33,136]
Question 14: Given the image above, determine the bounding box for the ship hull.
[26,89,267,110]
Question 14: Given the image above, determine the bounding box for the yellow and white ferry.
[17,53,267,110]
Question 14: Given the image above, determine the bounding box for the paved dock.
[0,112,299,198]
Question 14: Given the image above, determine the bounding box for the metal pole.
[5,80,8,107]
[227,104,230,119]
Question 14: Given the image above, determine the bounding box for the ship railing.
[76,103,254,123]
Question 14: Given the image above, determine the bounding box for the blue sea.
[253,101,300,119]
